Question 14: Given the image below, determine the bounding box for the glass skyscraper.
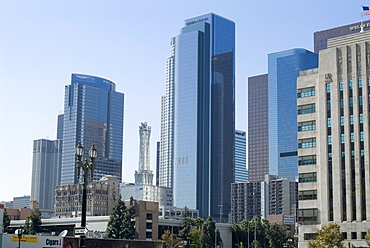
[31,139,62,210]
[173,13,235,220]
[235,130,248,183]
[268,49,318,180]
[60,74,124,185]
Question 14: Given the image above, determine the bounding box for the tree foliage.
[231,217,292,248]
[24,208,43,235]
[200,216,216,247]
[178,207,194,245]
[177,210,222,248]
[160,229,181,248]
[122,196,135,239]
[2,209,11,233]
[365,229,370,247]
[105,195,136,240]
[308,223,344,248]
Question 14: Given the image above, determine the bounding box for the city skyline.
[0,1,368,201]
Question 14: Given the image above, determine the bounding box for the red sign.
[0,204,4,209]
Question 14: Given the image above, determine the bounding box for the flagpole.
[361,5,364,32]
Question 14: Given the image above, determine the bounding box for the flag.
[363,5,370,15]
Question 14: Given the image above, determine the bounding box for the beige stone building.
[55,175,119,217]
[297,30,370,247]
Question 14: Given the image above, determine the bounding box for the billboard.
[2,234,63,248]
[283,215,295,225]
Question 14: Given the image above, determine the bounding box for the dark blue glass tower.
[61,74,124,185]
[173,13,235,220]
[268,49,318,180]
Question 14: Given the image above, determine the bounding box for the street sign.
[74,227,88,235]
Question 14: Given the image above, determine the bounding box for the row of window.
[298,138,316,148]
[298,172,317,183]
[298,155,316,165]
[298,120,316,131]
[326,78,370,93]
[297,86,315,98]
[299,190,317,200]
[328,114,366,127]
[298,104,315,115]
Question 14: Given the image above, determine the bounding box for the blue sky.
[0,0,367,201]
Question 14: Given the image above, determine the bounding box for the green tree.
[231,222,242,246]
[199,216,222,248]
[105,196,136,240]
[364,229,370,247]
[24,217,31,234]
[189,228,201,247]
[308,223,344,248]
[105,195,127,239]
[200,216,215,247]
[122,196,135,239]
[266,223,290,248]
[232,218,293,248]
[178,207,194,247]
[24,208,43,235]
[2,209,11,233]
[194,217,204,230]
[160,229,181,248]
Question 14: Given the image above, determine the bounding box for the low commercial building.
[55,175,119,217]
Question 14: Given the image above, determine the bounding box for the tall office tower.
[173,13,235,220]
[248,74,269,181]
[297,30,370,248]
[314,20,370,53]
[30,139,62,210]
[61,74,124,185]
[235,130,248,183]
[159,37,175,188]
[268,49,318,181]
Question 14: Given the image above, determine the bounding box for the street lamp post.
[75,141,97,248]
[17,227,23,248]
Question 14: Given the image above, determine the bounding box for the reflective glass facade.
[268,49,318,180]
[173,13,235,220]
[235,130,248,183]
[61,74,124,185]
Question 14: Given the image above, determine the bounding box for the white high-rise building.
[159,38,175,188]
[297,30,370,247]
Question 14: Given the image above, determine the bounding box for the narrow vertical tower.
[135,122,154,185]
